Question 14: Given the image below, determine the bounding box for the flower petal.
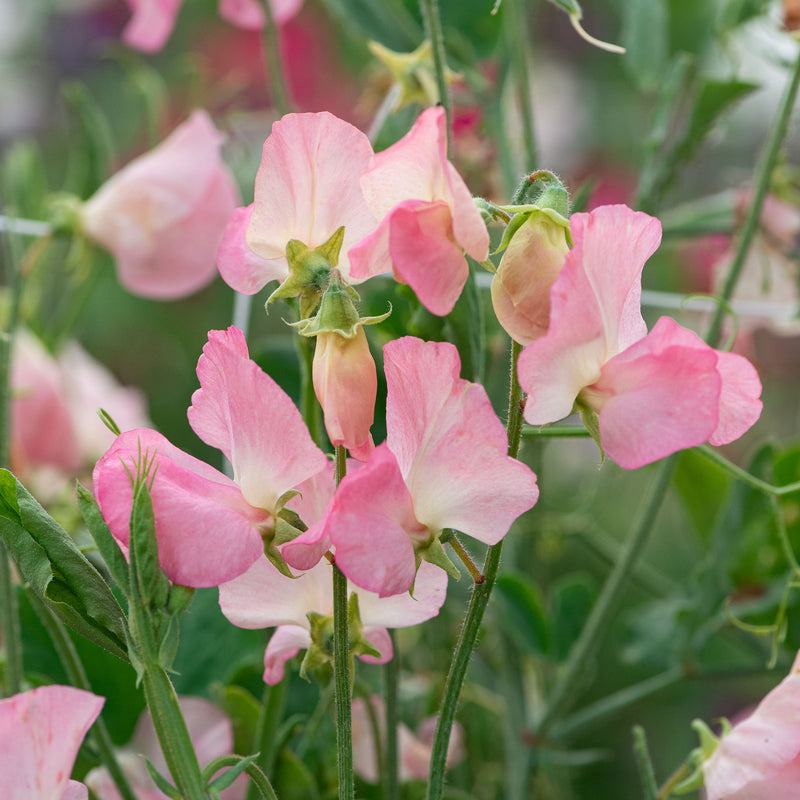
[264,626,311,685]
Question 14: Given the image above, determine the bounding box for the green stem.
[695,445,800,497]
[383,630,400,800]
[419,0,451,141]
[26,590,138,800]
[426,340,525,800]
[295,333,321,447]
[204,755,279,800]
[504,0,537,170]
[536,456,677,736]
[522,425,590,438]
[705,49,800,348]
[632,726,659,800]
[261,0,292,116]
[332,445,353,800]
[245,676,288,800]
[0,547,21,695]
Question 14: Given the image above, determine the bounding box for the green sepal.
[575,400,604,464]
[348,593,382,660]
[157,614,180,673]
[143,756,181,799]
[672,718,726,795]
[275,489,302,513]
[300,611,335,679]
[493,206,572,256]
[0,469,129,661]
[274,508,308,546]
[493,210,532,255]
[46,192,83,237]
[76,482,130,596]
[419,537,461,581]
[264,540,296,579]
[166,584,195,618]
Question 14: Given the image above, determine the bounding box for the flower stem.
[26,589,138,800]
[244,675,288,800]
[536,456,677,736]
[705,48,800,348]
[425,339,525,800]
[332,444,354,800]
[419,0,451,141]
[695,444,800,497]
[261,0,292,116]
[632,725,659,800]
[504,0,537,170]
[383,630,400,800]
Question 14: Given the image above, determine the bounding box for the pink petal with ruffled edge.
[81,111,239,300]
[94,429,265,588]
[218,205,287,295]
[246,113,377,283]
[264,626,311,684]
[518,205,662,424]
[709,350,763,446]
[0,685,103,800]
[121,0,183,54]
[704,653,800,800]
[188,327,327,511]
[589,317,722,469]
[385,336,538,543]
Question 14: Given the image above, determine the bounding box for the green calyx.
[267,227,345,318]
[47,192,84,236]
[672,719,728,794]
[289,268,391,339]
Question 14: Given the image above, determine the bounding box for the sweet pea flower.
[702,651,800,800]
[81,110,239,300]
[351,695,465,784]
[348,106,490,316]
[517,205,763,470]
[0,685,104,800]
[283,335,539,597]
[218,112,378,295]
[85,696,245,800]
[122,0,303,54]
[220,556,447,684]
[93,326,327,587]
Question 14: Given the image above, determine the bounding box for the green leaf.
[1,140,49,219]
[273,747,321,800]
[0,470,128,660]
[220,685,262,755]
[207,754,260,794]
[494,571,550,656]
[551,573,597,661]
[129,476,170,615]
[673,448,730,538]
[77,483,130,596]
[622,0,668,91]
[144,756,181,799]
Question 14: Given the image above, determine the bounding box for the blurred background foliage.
[3,0,800,797]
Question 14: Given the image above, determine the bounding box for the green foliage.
[494,571,550,656]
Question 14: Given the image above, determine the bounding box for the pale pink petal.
[709,350,763,445]
[122,0,183,53]
[589,317,722,469]
[387,200,469,316]
[351,697,383,783]
[385,336,538,543]
[188,327,327,510]
[704,655,800,800]
[286,444,421,596]
[312,328,376,458]
[286,462,336,526]
[219,555,331,629]
[246,113,377,281]
[360,627,393,664]
[264,626,311,685]
[357,560,448,628]
[444,161,489,262]
[217,205,287,295]
[217,0,264,29]
[82,111,239,300]
[93,429,265,588]
[0,686,104,800]
[269,0,305,24]
[519,205,661,423]
[278,514,331,571]
[347,219,392,281]
[61,782,90,800]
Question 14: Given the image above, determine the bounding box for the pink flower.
[220,556,447,684]
[81,110,239,300]
[122,0,303,54]
[351,695,465,783]
[85,696,245,800]
[283,336,539,597]
[517,205,763,469]
[348,106,490,316]
[219,112,377,295]
[93,326,327,587]
[0,685,104,800]
[703,651,800,800]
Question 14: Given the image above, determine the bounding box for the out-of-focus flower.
[702,651,800,800]
[219,112,377,296]
[518,205,763,469]
[81,110,239,300]
[121,0,303,54]
[93,326,327,588]
[10,329,149,498]
[0,685,104,800]
[220,553,447,684]
[85,696,244,800]
[351,695,465,783]
[283,336,538,597]
[348,106,490,316]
